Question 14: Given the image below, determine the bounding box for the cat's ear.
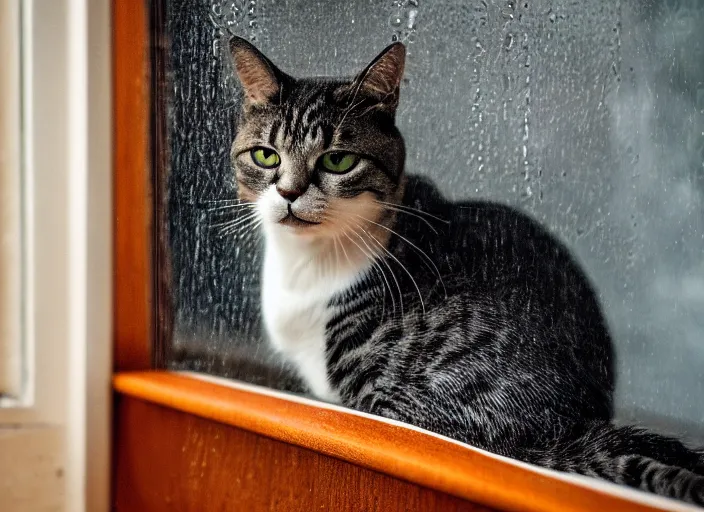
[229,36,286,106]
[350,42,406,111]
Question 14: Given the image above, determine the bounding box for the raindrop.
[389,13,403,28]
[504,33,514,50]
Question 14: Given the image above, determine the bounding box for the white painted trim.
[185,371,700,512]
[0,0,23,400]
[66,0,89,507]
[0,0,112,510]
[66,0,112,510]
[0,0,70,425]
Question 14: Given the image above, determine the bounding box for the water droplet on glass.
[504,33,514,50]
[389,13,403,28]
[407,9,417,29]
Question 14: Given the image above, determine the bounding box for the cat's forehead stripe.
[291,88,324,136]
[273,85,334,151]
[267,118,281,147]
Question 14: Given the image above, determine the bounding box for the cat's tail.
[523,420,704,506]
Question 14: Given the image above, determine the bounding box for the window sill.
[113,371,681,512]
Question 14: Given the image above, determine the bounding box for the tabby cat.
[227,36,704,504]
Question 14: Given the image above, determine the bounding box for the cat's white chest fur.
[261,233,368,403]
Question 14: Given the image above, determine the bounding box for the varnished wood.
[113,0,152,370]
[149,0,173,368]
[114,371,670,512]
[115,395,494,512]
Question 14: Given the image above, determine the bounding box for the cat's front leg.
[288,344,341,404]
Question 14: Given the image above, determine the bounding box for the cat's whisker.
[362,229,416,317]
[213,211,261,237]
[223,218,262,241]
[339,227,397,318]
[201,198,247,205]
[219,221,254,239]
[374,200,450,224]
[209,210,260,231]
[230,217,263,242]
[373,203,439,234]
[336,232,354,270]
[347,226,394,317]
[355,214,447,299]
[247,218,264,237]
[236,215,264,236]
[357,215,426,315]
[326,209,404,315]
[326,236,337,278]
[343,219,404,317]
[205,202,257,214]
[331,234,340,268]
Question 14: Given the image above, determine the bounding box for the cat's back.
[392,174,615,406]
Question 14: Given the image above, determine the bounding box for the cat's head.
[229,37,406,242]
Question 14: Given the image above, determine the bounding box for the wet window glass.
[162,0,704,481]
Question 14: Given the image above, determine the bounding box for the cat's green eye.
[250,147,281,168]
[320,152,359,173]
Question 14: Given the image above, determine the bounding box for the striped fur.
[228,37,704,505]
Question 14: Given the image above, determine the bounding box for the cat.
[226,35,704,504]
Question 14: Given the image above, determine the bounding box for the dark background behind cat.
[165,0,704,443]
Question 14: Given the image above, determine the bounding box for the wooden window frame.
[111,2,687,511]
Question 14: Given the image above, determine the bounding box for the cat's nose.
[276,186,304,202]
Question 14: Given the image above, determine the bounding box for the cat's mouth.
[278,206,321,228]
